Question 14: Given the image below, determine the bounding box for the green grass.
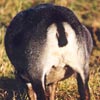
[0,0,100,100]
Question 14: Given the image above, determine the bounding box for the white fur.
[41,22,86,85]
[26,83,32,88]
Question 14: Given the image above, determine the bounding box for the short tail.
[56,22,67,47]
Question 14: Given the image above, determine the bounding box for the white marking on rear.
[41,22,86,85]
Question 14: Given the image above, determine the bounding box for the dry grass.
[0,0,100,100]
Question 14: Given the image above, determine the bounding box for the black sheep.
[5,4,93,100]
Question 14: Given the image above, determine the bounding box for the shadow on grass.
[0,77,28,100]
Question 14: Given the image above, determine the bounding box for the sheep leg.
[27,83,36,100]
[31,79,46,100]
[76,64,90,100]
[48,83,57,100]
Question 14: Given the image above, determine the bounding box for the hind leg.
[76,63,90,100]
[48,83,57,100]
[31,79,46,100]
[77,73,90,100]
[27,83,36,100]
[31,80,46,100]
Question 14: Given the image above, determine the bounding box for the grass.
[0,62,100,100]
[0,0,100,100]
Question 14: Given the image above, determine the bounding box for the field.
[0,0,100,100]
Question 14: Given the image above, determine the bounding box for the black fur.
[56,22,67,47]
[4,4,93,100]
[5,4,82,77]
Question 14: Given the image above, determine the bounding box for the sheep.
[4,3,93,100]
